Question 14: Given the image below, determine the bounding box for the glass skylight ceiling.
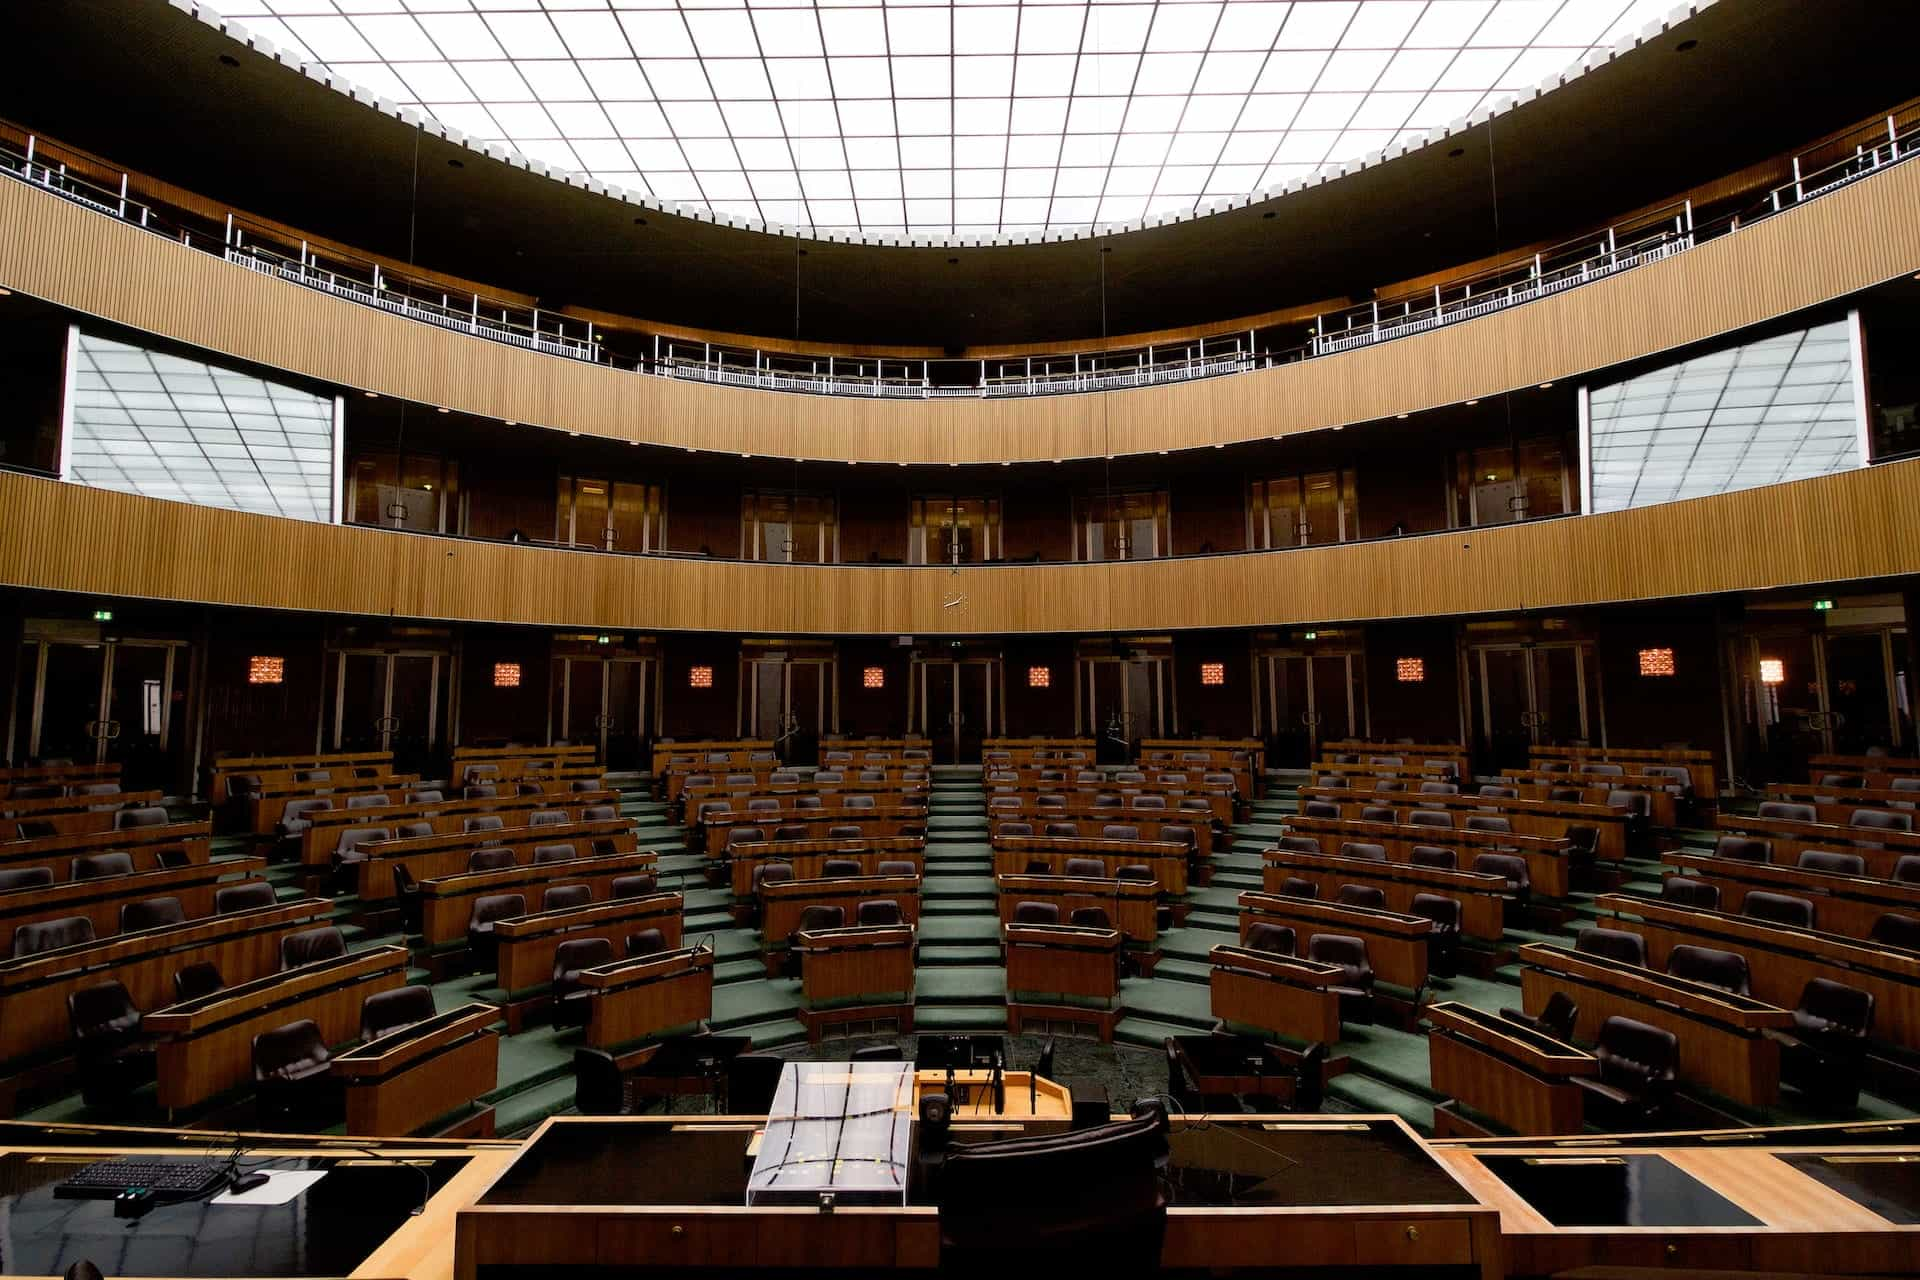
[211,0,1678,239]
[66,333,339,521]
[1585,318,1864,514]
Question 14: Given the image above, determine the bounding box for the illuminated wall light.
[1199,662,1226,687]
[688,665,714,689]
[248,656,285,686]
[1396,657,1426,684]
[1759,658,1786,686]
[862,666,885,690]
[493,662,522,688]
[1637,648,1677,678]
[1028,666,1051,689]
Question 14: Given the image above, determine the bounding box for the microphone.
[1028,1062,1036,1113]
[992,1049,1005,1114]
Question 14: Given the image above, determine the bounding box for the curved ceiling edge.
[2,157,1917,465]
[1,465,1915,636]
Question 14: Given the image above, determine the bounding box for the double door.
[914,659,1000,764]
[1734,628,1906,781]
[9,635,189,789]
[1257,651,1365,767]
[744,657,835,764]
[1466,642,1601,770]
[1076,656,1167,763]
[550,657,655,770]
[329,650,444,773]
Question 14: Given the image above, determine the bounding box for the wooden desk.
[1140,739,1263,796]
[0,762,119,796]
[674,767,925,805]
[1302,790,1628,860]
[419,850,662,949]
[0,820,211,882]
[454,744,598,783]
[991,785,1235,826]
[1662,849,1920,942]
[703,807,926,856]
[1424,1001,1596,1138]
[298,792,620,865]
[913,1068,1073,1127]
[1763,784,1920,827]
[0,789,162,839]
[1283,815,1574,899]
[335,1002,502,1137]
[0,898,333,1075]
[1532,745,1716,798]
[990,835,1190,895]
[1516,942,1793,1106]
[1209,944,1345,1045]
[684,781,928,829]
[985,806,1216,855]
[795,924,915,1041]
[0,856,266,952]
[494,893,685,1004]
[994,873,1159,943]
[761,875,922,945]
[1321,740,1469,771]
[1308,762,1462,787]
[1810,753,1920,785]
[1261,848,1509,942]
[580,945,715,1049]
[144,944,409,1111]
[1004,922,1122,1040]
[726,838,925,897]
[355,819,639,902]
[823,736,933,754]
[652,740,777,776]
[1238,890,1430,993]
[207,750,391,804]
[1716,813,1920,879]
[1504,772,1682,826]
[248,775,422,832]
[1595,891,1920,1055]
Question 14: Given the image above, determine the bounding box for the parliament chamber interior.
[8,0,1920,1275]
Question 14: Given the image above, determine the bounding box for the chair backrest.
[581,805,618,821]
[527,809,568,827]
[1464,814,1511,834]
[0,866,53,892]
[464,815,506,834]
[1871,911,1920,950]
[843,795,877,810]
[1666,943,1751,995]
[465,784,499,799]
[461,848,514,873]
[1408,845,1457,870]
[68,978,141,1043]
[469,893,527,929]
[796,904,845,932]
[1305,932,1372,985]
[826,824,862,839]
[610,873,659,899]
[532,844,577,864]
[1114,864,1152,883]
[626,928,668,957]
[1130,794,1167,811]
[1533,990,1578,1041]
[1408,893,1461,931]
[1418,781,1458,795]
[1594,1014,1678,1094]
[1758,801,1817,823]
[1587,764,1625,778]
[1799,846,1872,873]
[1013,901,1060,925]
[1100,824,1140,841]
[1715,835,1772,862]
[1797,977,1875,1038]
[1245,922,1296,955]
[1852,808,1915,832]
[253,1018,330,1081]
[1278,877,1318,899]
[119,896,185,932]
[213,880,277,914]
[71,852,134,881]
[997,821,1034,838]
[360,984,436,1041]
[1608,790,1651,817]
[1336,841,1387,862]
[814,770,844,784]
[822,858,862,876]
[1360,804,1396,823]
[746,797,781,814]
[397,821,434,839]
[1276,835,1322,854]
[554,936,616,980]
[174,960,224,1002]
[857,898,903,926]
[727,826,767,847]
[346,793,390,810]
[1335,884,1386,909]
[406,789,444,804]
[1660,875,1721,909]
[280,926,347,969]
[115,806,170,829]
[1409,809,1452,828]
[1044,821,1079,837]
[1373,780,1407,794]
[1064,857,1106,878]
[1303,801,1340,819]
[1575,925,1647,967]
[1473,851,1530,893]
[753,863,796,891]
[13,915,95,958]
[1743,890,1815,928]
[1478,786,1516,800]
[334,826,392,857]
[543,884,593,911]
[278,797,334,827]
[1090,794,1122,810]
[1895,855,1920,884]
[1549,787,1584,802]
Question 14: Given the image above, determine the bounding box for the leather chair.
[626,928,667,957]
[1276,836,1322,854]
[1245,922,1295,956]
[822,858,862,876]
[459,784,498,800]
[1660,875,1721,909]
[346,793,390,810]
[1478,786,1516,800]
[752,862,796,896]
[390,864,424,933]
[13,915,95,957]
[330,826,393,887]
[1500,991,1576,1042]
[1306,933,1374,1025]
[360,984,436,1041]
[71,852,133,881]
[876,860,917,876]
[1408,809,1452,829]
[1409,893,1461,976]
[553,937,617,1027]
[468,893,527,970]
[1853,808,1914,833]
[1870,911,1920,950]
[1894,856,1920,884]
[119,896,185,932]
[1574,1016,1678,1129]
[826,824,862,839]
[1418,781,1459,795]
[1409,845,1457,869]
[1013,901,1060,925]
[397,820,434,839]
[843,796,877,811]
[1044,821,1079,837]
[406,789,443,804]
[1277,877,1318,898]
[1743,890,1815,929]
[533,844,577,864]
[1758,801,1817,823]
[1163,1037,1237,1114]
[1463,814,1512,835]
[465,815,506,835]
[1549,788,1584,802]
[1063,857,1105,878]
[527,810,567,827]
[1667,943,1751,995]
[857,899,903,926]
[574,1047,643,1115]
[280,925,347,970]
[997,820,1034,838]
[611,873,659,898]
[1576,925,1647,967]
[1373,780,1407,794]
[1360,804,1396,822]
[785,905,846,977]
[253,1018,339,1130]
[273,797,334,859]
[543,883,592,911]
[1068,906,1113,930]
[1337,841,1386,862]
[114,807,169,830]
[0,866,53,892]
[1782,978,1875,1110]
[1100,824,1140,841]
[68,979,157,1106]
[771,823,808,841]
[1334,884,1386,909]
[173,961,224,1002]
[1472,852,1531,906]
[1302,801,1340,819]
[468,848,517,871]
[1715,835,1772,862]
[1800,850,1868,876]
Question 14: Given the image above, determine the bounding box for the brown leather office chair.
[1409,844,1457,869]
[1660,875,1720,909]
[1408,893,1461,977]
[553,936,617,1026]
[119,895,185,932]
[1576,925,1647,967]
[611,873,659,898]
[0,866,53,892]
[68,979,157,1106]
[1666,943,1751,996]
[1306,933,1373,1025]
[626,928,667,957]
[280,925,347,970]
[533,843,577,864]
[1574,1015,1677,1129]
[1799,849,1867,875]
[468,848,517,871]
[822,858,862,876]
[114,807,170,830]
[857,898,903,926]
[543,883,593,911]
[71,852,133,881]
[1782,978,1875,1110]
[360,984,436,1041]
[173,961,224,1002]
[253,1018,339,1130]
[1277,877,1318,898]
[1275,836,1321,854]
[1012,901,1060,925]
[1064,857,1105,878]
[1500,991,1576,1042]
[1334,884,1386,909]
[13,915,95,957]
[1743,890,1815,929]
[1244,922,1295,956]
[1337,841,1386,861]
[467,893,527,970]
[346,793,390,810]
[1715,834,1772,862]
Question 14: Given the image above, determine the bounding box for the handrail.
[2,102,1916,404]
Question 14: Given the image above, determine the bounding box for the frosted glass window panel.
[66,333,337,522]
[1585,318,1863,513]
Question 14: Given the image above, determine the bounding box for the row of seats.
[697,794,903,824]
[11,881,282,957]
[1756,801,1916,830]
[1811,773,1920,799]
[1263,877,1462,975]
[989,794,1209,813]
[995,821,1197,848]
[687,769,925,789]
[1237,922,1377,1025]
[1274,833,1538,904]
[725,820,923,849]
[463,873,662,967]
[7,805,173,842]
[990,769,1235,787]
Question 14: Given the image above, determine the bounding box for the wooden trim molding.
[1,465,1916,634]
[2,159,1920,465]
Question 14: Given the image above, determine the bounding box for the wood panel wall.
[3,462,1918,636]
[3,156,1920,464]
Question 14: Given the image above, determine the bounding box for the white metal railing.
[3,102,1917,404]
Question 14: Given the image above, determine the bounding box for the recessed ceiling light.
[1539,381,1554,389]
[436,406,450,413]
[1396,413,1409,420]
[363,390,378,399]
[1465,399,1479,406]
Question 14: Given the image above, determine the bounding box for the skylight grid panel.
[551,12,627,59]
[1145,2,1221,52]
[818,6,887,55]
[1276,2,1358,49]
[892,57,952,97]
[618,10,696,57]
[1470,0,1558,48]
[1210,2,1290,51]
[284,16,382,61]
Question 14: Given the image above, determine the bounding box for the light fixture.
[493,662,522,688]
[1303,631,1318,641]
[1538,382,1554,389]
[1028,666,1051,689]
[248,656,285,685]
[596,635,613,647]
[90,609,113,622]
[1396,657,1426,684]
[1637,648,1676,678]
[1759,658,1786,686]
[1465,399,1479,406]
[689,665,714,689]
[1199,662,1225,687]
[436,406,450,413]
[862,666,885,690]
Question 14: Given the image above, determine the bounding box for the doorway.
[1256,650,1366,767]
[741,654,836,764]
[9,633,190,789]
[1465,642,1602,770]
[1076,654,1168,763]
[914,658,1001,764]
[328,649,445,773]
[549,656,656,770]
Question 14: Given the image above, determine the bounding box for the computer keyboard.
[55,1159,231,1202]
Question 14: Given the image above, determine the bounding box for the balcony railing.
[3,103,1916,404]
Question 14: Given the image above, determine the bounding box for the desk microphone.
[992,1049,1005,1115]
[1028,1064,1036,1114]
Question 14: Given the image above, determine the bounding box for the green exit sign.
[1303,631,1318,641]
[91,610,113,622]
[1814,599,1835,612]
[596,635,612,646]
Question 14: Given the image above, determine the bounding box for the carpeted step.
[917,915,1003,945]
[1327,1071,1436,1134]
[925,873,996,899]
[1114,1014,1209,1052]
[1116,975,1216,1030]
[918,944,1003,966]
[916,967,1007,1004]
[1148,957,1212,985]
[712,978,802,1031]
[730,1016,809,1051]
[1156,925,1240,965]
[492,1074,580,1137]
[912,1005,1009,1031]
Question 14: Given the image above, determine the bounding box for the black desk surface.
[0,1152,467,1278]
[1479,1153,1761,1228]
[1781,1152,1920,1224]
